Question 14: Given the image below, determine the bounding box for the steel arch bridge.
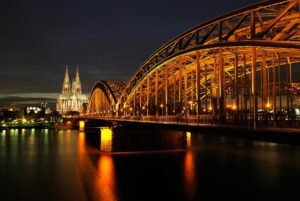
[87,0,300,126]
[87,80,127,115]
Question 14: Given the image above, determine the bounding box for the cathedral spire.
[64,65,70,83]
[74,64,82,94]
[75,64,80,82]
[62,65,71,95]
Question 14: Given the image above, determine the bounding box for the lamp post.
[160,104,164,116]
[142,106,145,116]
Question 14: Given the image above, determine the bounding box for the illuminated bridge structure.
[87,0,300,128]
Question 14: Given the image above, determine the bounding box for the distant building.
[56,65,88,114]
[0,108,20,122]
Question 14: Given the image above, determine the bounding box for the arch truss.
[88,0,300,124]
[87,80,126,115]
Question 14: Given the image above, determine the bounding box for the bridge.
[84,0,300,130]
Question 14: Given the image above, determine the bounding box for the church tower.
[57,64,88,114]
[74,65,82,94]
[62,65,71,95]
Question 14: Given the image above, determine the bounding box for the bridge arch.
[116,0,300,120]
[87,80,126,116]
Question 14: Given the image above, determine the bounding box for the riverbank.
[0,124,72,131]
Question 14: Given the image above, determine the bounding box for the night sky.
[0,0,260,99]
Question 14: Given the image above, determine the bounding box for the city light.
[79,121,85,132]
[100,127,113,152]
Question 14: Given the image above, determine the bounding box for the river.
[0,128,299,201]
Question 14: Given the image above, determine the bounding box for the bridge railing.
[83,113,300,129]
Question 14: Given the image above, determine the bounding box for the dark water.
[0,128,299,201]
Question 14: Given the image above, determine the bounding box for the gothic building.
[56,65,88,114]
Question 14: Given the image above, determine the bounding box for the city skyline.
[0,0,259,99]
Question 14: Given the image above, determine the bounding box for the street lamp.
[160,104,164,116]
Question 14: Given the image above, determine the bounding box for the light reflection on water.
[97,155,117,201]
[184,150,195,200]
[0,128,299,201]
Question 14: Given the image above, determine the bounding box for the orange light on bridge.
[100,128,113,152]
[79,121,85,132]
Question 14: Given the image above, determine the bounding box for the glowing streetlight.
[160,104,164,116]
[129,107,133,116]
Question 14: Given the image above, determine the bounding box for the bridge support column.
[173,75,176,115]
[252,47,257,129]
[196,51,201,115]
[278,54,282,120]
[155,69,159,116]
[139,85,142,116]
[286,60,290,120]
[211,55,218,118]
[262,51,269,121]
[179,57,183,114]
[79,120,85,132]
[165,64,169,116]
[184,70,188,116]
[218,48,225,120]
[116,104,119,117]
[133,92,136,116]
[205,63,208,115]
[234,52,239,120]
[272,53,277,120]
[147,75,150,116]
[242,54,247,120]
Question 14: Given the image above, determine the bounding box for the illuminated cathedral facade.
[56,65,88,114]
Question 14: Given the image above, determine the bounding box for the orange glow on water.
[79,121,85,132]
[78,132,85,154]
[186,132,191,148]
[184,150,195,200]
[100,128,113,152]
[97,155,117,201]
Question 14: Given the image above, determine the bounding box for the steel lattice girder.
[118,0,300,105]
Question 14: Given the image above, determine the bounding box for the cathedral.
[56,65,88,114]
